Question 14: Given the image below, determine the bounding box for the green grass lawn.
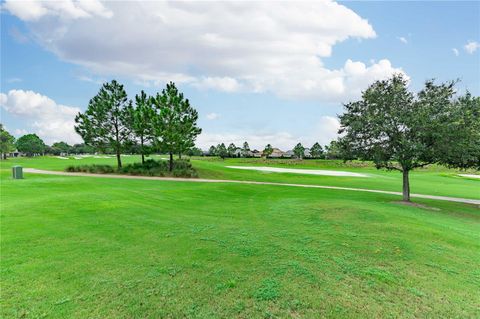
[2,155,479,199]
[1,157,479,318]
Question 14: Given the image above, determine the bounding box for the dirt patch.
[392,201,441,211]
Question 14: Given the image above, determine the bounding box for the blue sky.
[1,0,479,149]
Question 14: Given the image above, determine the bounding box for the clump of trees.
[338,74,480,201]
[242,142,250,157]
[293,143,305,159]
[310,142,324,158]
[216,143,228,159]
[0,125,98,158]
[16,133,45,157]
[75,80,202,171]
[0,124,15,159]
[263,144,273,158]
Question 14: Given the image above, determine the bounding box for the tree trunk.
[114,122,121,169]
[116,149,122,169]
[402,169,410,202]
[179,153,182,159]
[140,136,145,164]
[169,152,173,172]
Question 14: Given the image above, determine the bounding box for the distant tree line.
[205,141,341,159]
[0,126,98,158]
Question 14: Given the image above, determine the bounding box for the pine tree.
[75,80,133,168]
[132,90,155,164]
[152,82,202,171]
[293,143,305,159]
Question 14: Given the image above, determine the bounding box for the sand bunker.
[226,166,368,177]
[458,174,480,179]
[55,156,69,160]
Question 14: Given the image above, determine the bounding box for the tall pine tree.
[75,80,133,168]
[152,82,201,171]
[132,90,155,164]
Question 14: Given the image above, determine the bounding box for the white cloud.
[194,77,242,92]
[464,41,480,54]
[206,112,220,120]
[0,90,82,144]
[2,0,113,21]
[452,48,459,56]
[196,116,340,150]
[3,0,405,101]
[311,116,341,146]
[398,36,408,44]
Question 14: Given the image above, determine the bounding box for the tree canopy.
[208,145,217,156]
[0,124,16,159]
[131,90,155,164]
[293,143,305,159]
[228,143,237,157]
[310,142,323,159]
[338,74,480,201]
[263,144,273,158]
[51,141,72,155]
[242,141,250,157]
[216,143,227,159]
[16,133,45,156]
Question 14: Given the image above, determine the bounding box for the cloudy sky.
[1,0,479,150]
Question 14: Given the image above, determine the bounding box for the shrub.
[65,164,114,174]
[64,159,197,178]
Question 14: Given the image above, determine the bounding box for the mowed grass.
[1,161,480,318]
[1,155,479,199]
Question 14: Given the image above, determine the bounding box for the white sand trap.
[459,174,480,179]
[226,166,368,177]
[93,156,112,159]
[55,156,69,160]
[73,157,83,160]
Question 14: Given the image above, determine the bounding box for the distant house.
[270,148,286,158]
[243,150,254,157]
[284,150,294,158]
[233,148,242,157]
[251,149,262,158]
[8,150,23,158]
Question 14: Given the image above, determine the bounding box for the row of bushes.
[65,159,198,178]
[65,164,115,174]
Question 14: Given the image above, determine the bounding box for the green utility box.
[12,166,23,179]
